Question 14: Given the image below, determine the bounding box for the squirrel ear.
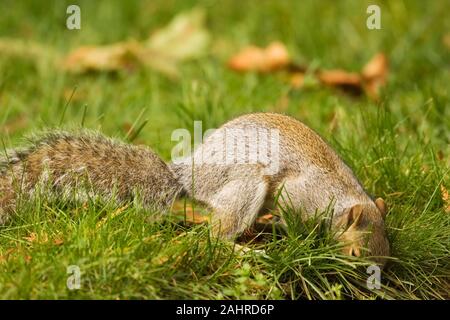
[347,204,364,227]
[375,198,387,219]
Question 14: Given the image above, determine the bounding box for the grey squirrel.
[170,112,389,265]
[0,113,390,265]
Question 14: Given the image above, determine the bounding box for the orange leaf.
[317,69,363,96]
[228,42,290,72]
[361,53,389,100]
[318,69,362,86]
[256,214,274,224]
[62,42,141,73]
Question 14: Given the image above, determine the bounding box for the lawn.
[0,0,449,299]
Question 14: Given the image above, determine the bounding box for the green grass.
[0,0,449,299]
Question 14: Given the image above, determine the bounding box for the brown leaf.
[317,69,363,95]
[62,8,210,77]
[144,8,210,62]
[362,53,388,80]
[62,41,141,73]
[440,184,450,213]
[361,53,389,100]
[256,214,274,224]
[228,42,290,72]
[318,69,362,86]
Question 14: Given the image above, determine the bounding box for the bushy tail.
[0,155,21,224]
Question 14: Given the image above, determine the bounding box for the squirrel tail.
[0,129,182,224]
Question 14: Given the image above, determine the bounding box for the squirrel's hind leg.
[207,177,268,240]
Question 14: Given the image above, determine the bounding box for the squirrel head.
[336,198,390,267]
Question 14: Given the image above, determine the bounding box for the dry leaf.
[144,8,209,61]
[317,69,363,95]
[62,41,141,73]
[362,53,388,80]
[317,69,362,86]
[62,8,209,77]
[256,214,274,224]
[361,53,389,100]
[440,184,450,213]
[228,41,290,72]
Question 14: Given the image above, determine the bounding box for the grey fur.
[0,129,182,223]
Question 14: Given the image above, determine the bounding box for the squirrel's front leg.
[207,178,268,240]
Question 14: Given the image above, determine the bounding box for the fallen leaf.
[144,8,209,61]
[62,8,210,77]
[228,41,290,72]
[440,184,450,213]
[62,41,141,73]
[317,69,362,86]
[256,214,274,224]
[361,53,389,100]
[317,69,363,95]
[362,53,388,80]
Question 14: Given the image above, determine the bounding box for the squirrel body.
[170,113,390,264]
[0,113,390,265]
[0,130,182,224]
